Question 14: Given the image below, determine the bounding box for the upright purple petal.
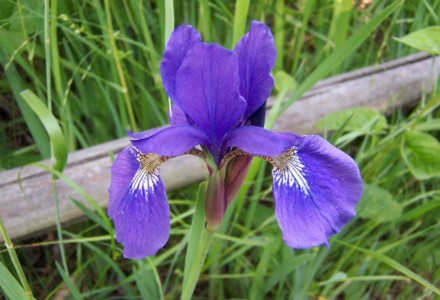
[234,20,276,120]
[160,25,201,100]
[175,42,246,158]
[108,147,170,258]
[247,103,267,127]
[271,135,363,248]
[168,103,192,126]
[129,125,210,156]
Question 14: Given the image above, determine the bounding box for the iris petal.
[247,103,267,127]
[234,20,276,120]
[129,125,210,157]
[224,127,362,248]
[271,135,363,248]
[108,147,170,258]
[222,125,293,157]
[160,25,201,101]
[175,42,246,157]
[168,103,192,126]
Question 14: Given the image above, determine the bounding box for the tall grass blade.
[0,216,34,300]
[103,0,137,131]
[249,237,281,300]
[0,262,29,300]
[0,52,50,158]
[164,0,175,46]
[20,89,67,173]
[44,0,52,111]
[292,0,314,71]
[55,261,83,300]
[334,239,440,296]
[232,0,250,47]
[274,0,285,71]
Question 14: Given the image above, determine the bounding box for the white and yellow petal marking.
[128,146,207,197]
[221,146,310,195]
[271,147,310,195]
[129,150,166,195]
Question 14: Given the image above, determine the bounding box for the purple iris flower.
[108,21,363,259]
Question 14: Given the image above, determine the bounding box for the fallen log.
[0,52,438,242]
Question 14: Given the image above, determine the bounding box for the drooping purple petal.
[271,135,363,248]
[108,147,139,217]
[160,25,201,100]
[129,125,210,156]
[175,42,246,156]
[108,147,170,258]
[222,125,294,157]
[234,20,276,120]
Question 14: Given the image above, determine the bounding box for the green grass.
[1,0,440,299]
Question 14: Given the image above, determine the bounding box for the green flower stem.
[181,182,215,300]
[181,228,214,300]
[0,216,35,300]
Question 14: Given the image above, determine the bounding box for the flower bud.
[224,156,253,204]
[205,169,226,231]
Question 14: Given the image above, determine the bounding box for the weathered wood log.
[273,52,439,133]
[0,53,438,242]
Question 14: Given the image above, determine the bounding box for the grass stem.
[104,0,137,131]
